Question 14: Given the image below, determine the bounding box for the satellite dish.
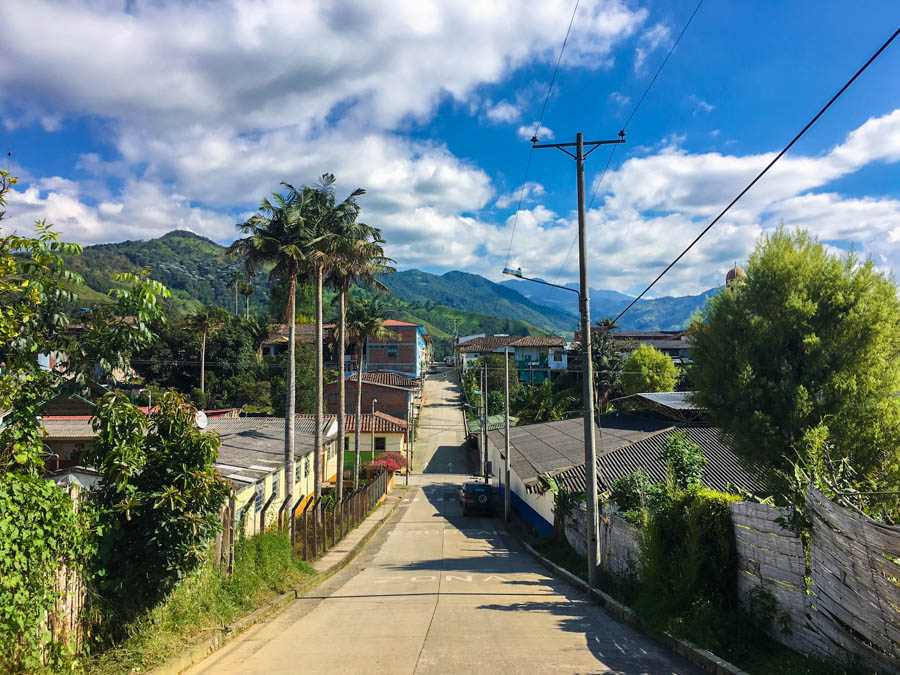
[195,410,208,429]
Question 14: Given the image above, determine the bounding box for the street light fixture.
[502,268,580,295]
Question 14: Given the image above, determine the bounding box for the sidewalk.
[311,489,406,574]
[152,484,408,675]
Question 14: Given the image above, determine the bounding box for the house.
[324,371,420,421]
[484,409,759,537]
[366,319,430,378]
[457,335,569,383]
[299,412,409,471]
[575,328,693,364]
[42,415,340,537]
[261,323,336,358]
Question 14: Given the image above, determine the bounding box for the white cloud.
[608,91,631,108]
[688,94,714,115]
[495,182,546,209]
[485,100,520,124]
[634,23,670,71]
[517,123,554,142]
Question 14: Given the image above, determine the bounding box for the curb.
[150,487,408,675]
[519,539,748,675]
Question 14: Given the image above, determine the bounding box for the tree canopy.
[689,228,900,510]
[620,344,678,396]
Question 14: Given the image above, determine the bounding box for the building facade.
[324,371,419,421]
[458,335,569,384]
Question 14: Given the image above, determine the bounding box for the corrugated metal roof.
[487,413,671,484]
[626,392,702,411]
[547,426,760,495]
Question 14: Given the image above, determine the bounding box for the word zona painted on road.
[375,575,510,583]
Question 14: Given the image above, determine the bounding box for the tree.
[240,280,255,318]
[228,268,242,315]
[185,305,226,395]
[325,204,394,501]
[621,344,678,396]
[229,188,312,520]
[689,228,900,510]
[574,321,623,412]
[515,380,577,425]
[345,297,396,489]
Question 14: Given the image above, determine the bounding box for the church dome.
[725,266,747,287]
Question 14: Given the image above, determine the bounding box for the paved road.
[413,368,471,474]
[187,372,697,674]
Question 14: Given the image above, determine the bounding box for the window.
[254,482,264,512]
[344,437,350,451]
[272,471,279,499]
[295,460,301,481]
[304,456,310,478]
[374,436,386,451]
[327,393,338,405]
[387,345,398,358]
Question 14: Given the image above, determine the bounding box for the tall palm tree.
[326,225,395,500]
[185,306,224,395]
[281,174,366,504]
[227,269,242,315]
[345,297,397,489]
[229,188,312,520]
[240,280,255,319]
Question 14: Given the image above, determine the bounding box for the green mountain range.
[66,231,714,339]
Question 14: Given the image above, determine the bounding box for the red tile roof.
[298,412,408,434]
[357,372,419,388]
[458,335,567,352]
[381,319,420,327]
[509,336,567,348]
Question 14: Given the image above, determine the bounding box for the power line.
[503,0,581,270]
[537,0,705,308]
[612,26,900,326]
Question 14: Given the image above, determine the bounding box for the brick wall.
[325,380,411,419]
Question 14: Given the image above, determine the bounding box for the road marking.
[373,575,510,583]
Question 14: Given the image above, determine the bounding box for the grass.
[82,531,315,675]
[532,537,870,675]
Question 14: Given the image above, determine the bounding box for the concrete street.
[187,370,697,674]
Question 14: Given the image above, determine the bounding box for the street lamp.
[503,268,580,296]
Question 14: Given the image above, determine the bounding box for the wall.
[342,431,407,468]
[564,507,641,580]
[486,438,554,537]
[366,324,423,376]
[325,380,413,420]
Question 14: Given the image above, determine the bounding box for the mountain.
[65,230,272,314]
[380,269,579,335]
[501,278,718,330]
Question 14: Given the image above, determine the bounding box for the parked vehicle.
[460,482,494,516]
[444,356,454,366]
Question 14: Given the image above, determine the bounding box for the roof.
[381,319,420,327]
[213,423,320,485]
[40,416,337,443]
[486,413,671,485]
[331,372,419,389]
[337,412,408,433]
[469,414,518,434]
[549,426,760,495]
[458,335,567,352]
[612,391,705,423]
[262,323,335,345]
[618,339,691,351]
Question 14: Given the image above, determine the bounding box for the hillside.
[380,269,579,335]
[501,278,718,330]
[65,230,272,314]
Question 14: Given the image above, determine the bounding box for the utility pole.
[481,363,488,484]
[406,396,411,485]
[504,346,511,522]
[532,130,625,588]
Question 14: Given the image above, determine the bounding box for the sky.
[1,0,899,297]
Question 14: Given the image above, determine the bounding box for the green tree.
[574,320,623,412]
[240,280,255,319]
[621,344,678,396]
[227,268,242,315]
[345,297,396,488]
[185,305,226,395]
[230,188,313,516]
[325,208,394,500]
[690,228,900,511]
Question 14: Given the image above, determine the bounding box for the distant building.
[324,371,420,421]
[575,328,693,364]
[457,335,569,383]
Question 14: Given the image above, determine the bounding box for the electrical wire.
[537,0,705,308]
[612,26,900,326]
[503,0,582,270]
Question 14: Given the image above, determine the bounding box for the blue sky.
[1,1,899,296]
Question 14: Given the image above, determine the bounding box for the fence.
[292,469,391,561]
[566,487,900,673]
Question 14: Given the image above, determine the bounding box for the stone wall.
[564,506,641,580]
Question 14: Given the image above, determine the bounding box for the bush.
[637,488,739,626]
[364,451,406,476]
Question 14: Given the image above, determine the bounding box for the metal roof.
[548,426,761,495]
[611,392,706,423]
[468,414,519,434]
[487,413,671,485]
[621,392,702,411]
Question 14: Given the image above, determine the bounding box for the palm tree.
[228,188,312,521]
[326,224,395,501]
[345,297,397,489]
[281,174,366,504]
[227,269,242,315]
[240,281,255,319]
[185,306,224,395]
